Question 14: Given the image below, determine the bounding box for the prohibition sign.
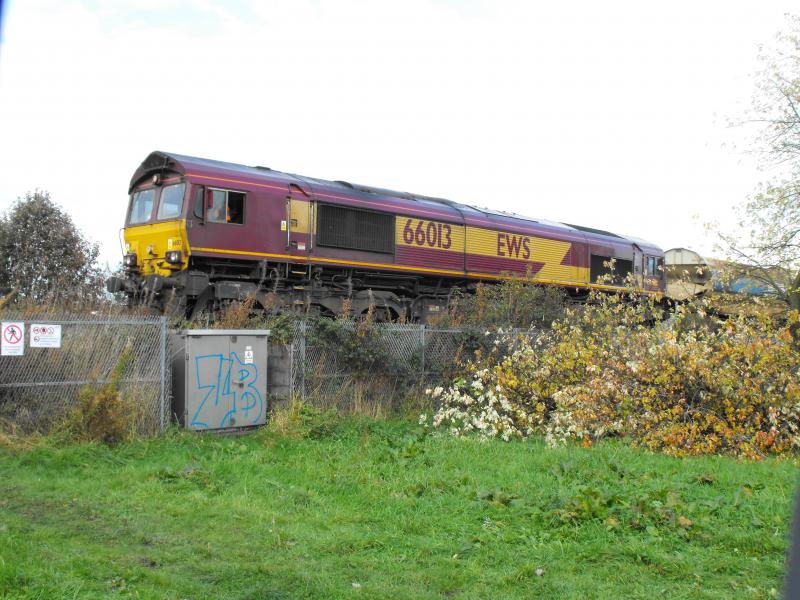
[3,324,21,344]
[1,321,25,356]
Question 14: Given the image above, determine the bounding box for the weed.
[267,398,336,439]
[215,295,258,329]
[383,426,427,464]
[551,484,697,538]
[153,464,217,492]
[553,485,620,523]
[0,419,40,451]
[58,349,135,445]
[476,488,520,507]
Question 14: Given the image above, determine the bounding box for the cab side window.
[193,186,205,218]
[207,189,245,224]
[646,256,663,277]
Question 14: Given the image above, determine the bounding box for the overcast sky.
[0,0,796,268]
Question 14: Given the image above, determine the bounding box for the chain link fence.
[288,321,537,413]
[0,310,536,433]
[0,311,170,435]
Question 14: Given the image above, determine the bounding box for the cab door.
[632,244,644,288]
[285,184,313,275]
[187,184,247,253]
[643,255,665,292]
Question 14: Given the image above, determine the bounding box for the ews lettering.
[497,233,531,259]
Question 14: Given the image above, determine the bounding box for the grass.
[0,418,797,599]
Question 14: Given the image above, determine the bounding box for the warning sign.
[31,324,62,348]
[244,346,254,365]
[1,322,25,356]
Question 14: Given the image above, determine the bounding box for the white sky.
[0,0,796,268]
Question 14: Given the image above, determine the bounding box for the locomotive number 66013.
[402,218,453,250]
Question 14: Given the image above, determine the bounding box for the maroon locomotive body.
[109,151,665,319]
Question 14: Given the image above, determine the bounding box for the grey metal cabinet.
[172,329,270,431]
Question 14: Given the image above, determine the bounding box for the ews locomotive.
[107,151,665,320]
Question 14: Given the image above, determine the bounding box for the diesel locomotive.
[107,151,665,320]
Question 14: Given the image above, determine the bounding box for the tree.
[721,14,800,312]
[0,191,103,305]
[750,14,800,170]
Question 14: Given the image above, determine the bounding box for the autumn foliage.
[424,291,800,459]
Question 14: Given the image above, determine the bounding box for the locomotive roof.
[131,151,662,254]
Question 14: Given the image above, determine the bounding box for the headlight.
[123,253,137,267]
[165,250,182,265]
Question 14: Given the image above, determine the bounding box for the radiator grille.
[590,254,632,285]
[317,204,394,254]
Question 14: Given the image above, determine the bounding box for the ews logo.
[497,233,531,259]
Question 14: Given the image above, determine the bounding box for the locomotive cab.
[106,159,196,312]
[109,151,283,316]
[122,176,189,278]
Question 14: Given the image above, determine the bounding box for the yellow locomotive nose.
[123,220,188,277]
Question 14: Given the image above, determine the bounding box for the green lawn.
[0,419,797,599]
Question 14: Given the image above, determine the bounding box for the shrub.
[310,318,403,377]
[61,350,135,445]
[422,368,546,442]
[424,291,800,459]
[433,279,567,329]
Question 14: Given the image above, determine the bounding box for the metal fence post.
[289,341,295,400]
[159,316,167,433]
[300,320,307,401]
[420,324,426,380]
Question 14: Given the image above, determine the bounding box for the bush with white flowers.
[421,335,549,441]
